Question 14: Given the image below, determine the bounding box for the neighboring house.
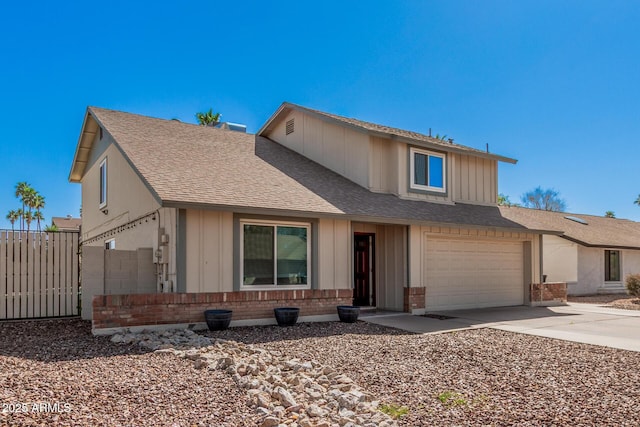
[69,102,550,329]
[500,206,640,295]
[52,216,82,232]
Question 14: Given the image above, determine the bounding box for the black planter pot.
[204,309,233,331]
[337,305,360,323]
[274,307,299,327]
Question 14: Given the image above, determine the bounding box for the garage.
[425,237,524,311]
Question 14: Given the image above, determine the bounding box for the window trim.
[604,249,621,283]
[409,147,446,193]
[99,158,108,209]
[239,219,311,290]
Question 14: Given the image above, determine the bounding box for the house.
[69,102,553,332]
[500,206,640,295]
[52,216,82,232]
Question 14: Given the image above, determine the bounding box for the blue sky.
[1,1,639,228]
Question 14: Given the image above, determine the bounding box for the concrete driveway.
[362,303,640,352]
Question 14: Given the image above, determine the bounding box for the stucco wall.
[80,129,177,291]
[575,246,640,295]
[543,235,578,292]
[81,132,162,245]
[577,246,603,295]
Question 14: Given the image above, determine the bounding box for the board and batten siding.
[317,218,351,290]
[265,111,370,189]
[184,210,234,293]
[352,222,407,311]
[453,154,498,205]
[184,212,352,293]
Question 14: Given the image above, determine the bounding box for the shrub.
[626,274,640,297]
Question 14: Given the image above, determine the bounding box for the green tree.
[195,108,221,126]
[635,194,640,206]
[6,210,20,231]
[32,194,45,231]
[521,187,567,212]
[23,210,33,232]
[15,181,30,229]
[604,211,615,218]
[498,194,511,206]
[44,224,59,232]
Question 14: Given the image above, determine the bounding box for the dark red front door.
[354,234,375,306]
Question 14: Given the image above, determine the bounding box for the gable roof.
[68,107,539,232]
[499,206,640,249]
[258,102,517,164]
[52,216,82,231]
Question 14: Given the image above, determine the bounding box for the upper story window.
[105,239,115,250]
[604,250,621,282]
[240,219,310,289]
[99,158,108,208]
[409,147,446,193]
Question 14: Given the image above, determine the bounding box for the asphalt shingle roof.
[87,107,531,230]
[499,206,640,249]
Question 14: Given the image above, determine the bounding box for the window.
[605,250,621,282]
[409,147,445,193]
[99,158,107,208]
[241,220,310,288]
[105,239,115,250]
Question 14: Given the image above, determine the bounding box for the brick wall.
[92,289,353,330]
[403,287,426,313]
[530,282,567,306]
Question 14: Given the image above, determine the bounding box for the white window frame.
[409,147,446,193]
[99,158,108,209]
[239,219,311,290]
[105,239,115,250]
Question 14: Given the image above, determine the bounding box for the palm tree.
[195,108,221,126]
[23,211,34,232]
[6,210,19,231]
[635,194,640,206]
[44,224,59,232]
[32,194,45,232]
[15,181,30,230]
[33,211,44,232]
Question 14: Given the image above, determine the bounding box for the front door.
[354,233,375,306]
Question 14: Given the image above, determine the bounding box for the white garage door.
[425,237,524,311]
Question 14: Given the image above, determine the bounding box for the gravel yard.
[568,294,640,311]
[211,322,640,426]
[0,319,256,427]
[2,318,640,426]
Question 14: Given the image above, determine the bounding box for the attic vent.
[285,118,295,135]
[564,215,588,225]
[99,127,103,140]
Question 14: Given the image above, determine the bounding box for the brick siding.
[403,287,426,312]
[530,282,567,306]
[92,289,353,329]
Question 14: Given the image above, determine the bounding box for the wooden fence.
[0,230,80,320]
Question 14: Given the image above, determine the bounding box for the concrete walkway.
[361,303,640,352]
